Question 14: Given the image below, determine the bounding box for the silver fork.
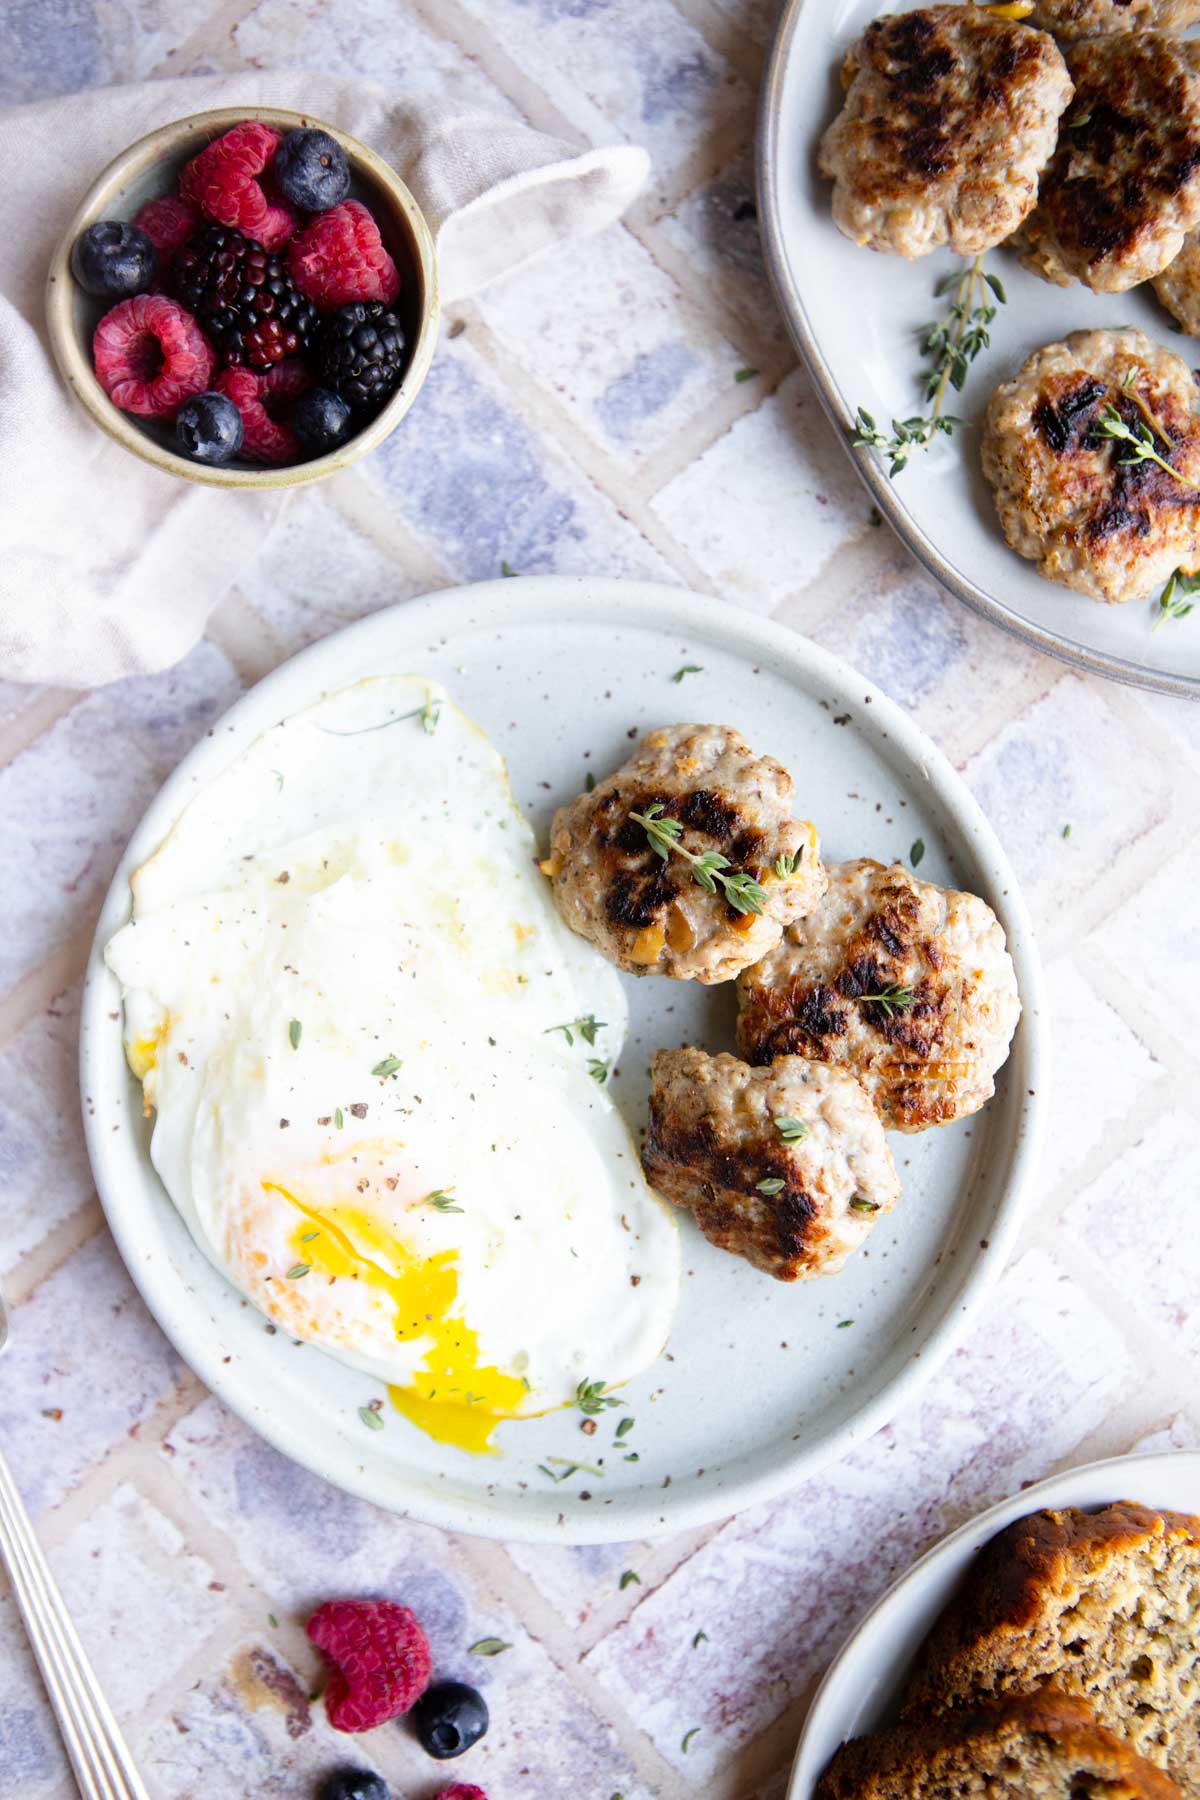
[0,1291,151,1799]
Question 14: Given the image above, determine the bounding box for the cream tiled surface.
[2,3,1197,1796]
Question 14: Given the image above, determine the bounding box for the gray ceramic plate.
[80,577,1045,1543]
[788,1449,1200,1796]
[758,0,1200,699]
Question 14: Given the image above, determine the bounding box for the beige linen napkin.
[0,73,649,688]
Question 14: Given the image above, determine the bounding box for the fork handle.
[0,1447,151,1799]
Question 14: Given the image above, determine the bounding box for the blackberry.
[173,224,318,370]
[319,301,407,414]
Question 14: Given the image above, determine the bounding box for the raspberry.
[215,361,312,464]
[92,294,216,419]
[181,122,294,245]
[288,200,400,311]
[306,1599,431,1734]
[434,1788,489,1800]
[133,196,200,275]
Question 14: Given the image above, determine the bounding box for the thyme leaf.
[630,804,768,917]
[859,984,916,1018]
[576,1377,623,1417]
[851,255,1004,476]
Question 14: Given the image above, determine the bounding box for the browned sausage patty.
[818,6,1072,257]
[1020,35,1200,292]
[736,859,1020,1133]
[547,724,826,984]
[983,328,1200,605]
[643,1047,900,1282]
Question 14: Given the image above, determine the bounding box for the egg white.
[106,677,679,1454]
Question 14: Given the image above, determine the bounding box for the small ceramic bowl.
[45,106,439,489]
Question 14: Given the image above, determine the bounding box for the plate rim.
[786,1447,1200,1797]
[755,0,1200,702]
[79,574,1047,1543]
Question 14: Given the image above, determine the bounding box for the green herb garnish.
[756,1176,786,1195]
[619,1570,641,1590]
[630,803,767,917]
[859,984,915,1017]
[288,1019,302,1050]
[576,1377,623,1417]
[545,1014,606,1047]
[682,1728,701,1754]
[692,1629,709,1648]
[469,1637,512,1656]
[850,1198,881,1215]
[423,1188,463,1213]
[615,1416,635,1439]
[358,1405,384,1431]
[851,256,1005,476]
[1090,404,1200,493]
[587,1057,610,1084]
[910,837,926,867]
[1154,567,1199,628]
[371,1055,403,1079]
[773,1116,809,1143]
[671,664,703,683]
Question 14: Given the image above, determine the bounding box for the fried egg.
[105,677,680,1454]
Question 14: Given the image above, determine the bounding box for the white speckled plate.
[787,1449,1200,1797]
[80,577,1045,1543]
[758,0,1200,699]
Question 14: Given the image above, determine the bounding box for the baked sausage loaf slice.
[815,1691,1183,1799]
[901,1502,1200,1795]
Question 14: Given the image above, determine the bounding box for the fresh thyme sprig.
[859,984,916,1018]
[851,256,1005,477]
[575,1377,623,1417]
[545,1014,606,1047]
[319,692,440,737]
[630,804,768,917]
[1089,403,1200,494]
[423,1188,463,1213]
[1154,568,1200,628]
[587,1057,610,1085]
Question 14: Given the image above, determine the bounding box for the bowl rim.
[44,104,440,490]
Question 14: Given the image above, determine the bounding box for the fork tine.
[0,1448,150,1798]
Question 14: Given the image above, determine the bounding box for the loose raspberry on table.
[133,195,200,275]
[92,294,216,419]
[288,200,400,311]
[306,1598,432,1734]
[180,121,294,246]
[434,1787,489,1800]
[215,360,312,464]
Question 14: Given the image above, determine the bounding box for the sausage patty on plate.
[735,859,1020,1133]
[982,327,1200,605]
[547,724,826,983]
[643,1047,900,1282]
[818,6,1072,258]
[1019,35,1200,292]
[1153,228,1200,334]
[1025,0,1200,39]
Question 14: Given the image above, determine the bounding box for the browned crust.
[1032,36,1200,275]
[816,1691,1185,1799]
[736,867,962,1130]
[643,1078,827,1281]
[901,1501,1200,1717]
[837,11,1060,203]
[1029,368,1200,552]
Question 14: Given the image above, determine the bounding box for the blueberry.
[318,1771,389,1800]
[291,385,354,454]
[70,221,156,298]
[273,129,351,212]
[175,392,244,466]
[411,1680,489,1760]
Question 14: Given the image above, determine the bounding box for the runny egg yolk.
[263,1182,528,1454]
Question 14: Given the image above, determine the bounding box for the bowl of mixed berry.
[46,107,438,485]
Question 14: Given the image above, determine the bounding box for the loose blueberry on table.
[73,121,409,468]
[319,1780,486,1800]
[412,1681,490,1760]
